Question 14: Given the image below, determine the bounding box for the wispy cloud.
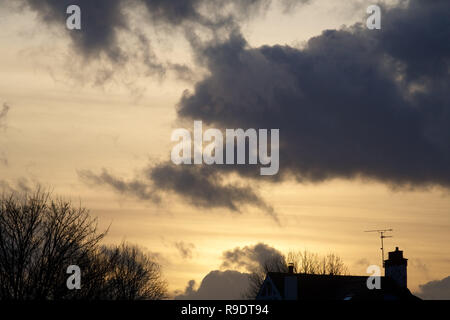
[13,0,312,87]
[0,103,10,129]
[78,163,278,221]
[174,241,195,260]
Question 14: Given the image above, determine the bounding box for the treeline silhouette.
[0,188,167,300]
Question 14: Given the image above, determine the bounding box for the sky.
[0,0,449,299]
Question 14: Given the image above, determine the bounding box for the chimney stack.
[288,263,294,274]
[384,247,408,289]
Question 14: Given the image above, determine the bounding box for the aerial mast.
[365,229,393,268]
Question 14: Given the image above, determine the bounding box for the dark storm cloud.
[77,163,277,220]
[80,0,450,215]
[12,0,312,88]
[379,0,450,82]
[18,0,310,61]
[150,163,276,219]
[16,0,191,80]
[221,243,285,273]
[22,0,127,61]
[416,276,450,300]
[140,0,201,25]
[174,270,251,300]
[16,0,165,87]
[177,0,450,188]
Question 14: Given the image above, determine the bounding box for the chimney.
[384,247,408,289]
[288,263,294,274]
[284,263,297,300]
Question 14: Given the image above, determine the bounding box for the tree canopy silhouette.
[0,188,167,300]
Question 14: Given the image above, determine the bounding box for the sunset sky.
[0,0,449,298]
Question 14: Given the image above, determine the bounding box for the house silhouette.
[255,247,420,300]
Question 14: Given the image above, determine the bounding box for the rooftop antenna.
[365,229,393,268]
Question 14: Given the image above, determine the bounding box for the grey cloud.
[143,250,170,267]
[280,0,312,13]
[0,103,9,129]
[0,103,9,117]
[77,168,161,203]
[175,279,196,299]
[175,243,286,299]
[354,258,371,267]
[150,163,276,219]
[177,0,450,189]
[0,178,35,194]
[22,0,127,61]
[140,0,290,29]
[168,63,198,82]
[78,163,277,220]
[0,103,9,165]
[17,0,168,87]
[0,154,7,167]
[416,276,450,300]
[410,259,430,278]
[174,241,195,260]
[16,0,309,73]
[12,0,315,88]
[174,270,251,300]
[221,243,285,273]
[78,0,450,215]
[140,0,201,25]
[379,0,450,82]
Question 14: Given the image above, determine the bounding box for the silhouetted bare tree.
[287,250,320,274]
[0,188,167,300]
[318,253,348,276]
[286,250,348,275]
[99,243,167,300]
[0,188,105,299]
[246,249,348,299]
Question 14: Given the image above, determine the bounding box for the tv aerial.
[365,228,393,268]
